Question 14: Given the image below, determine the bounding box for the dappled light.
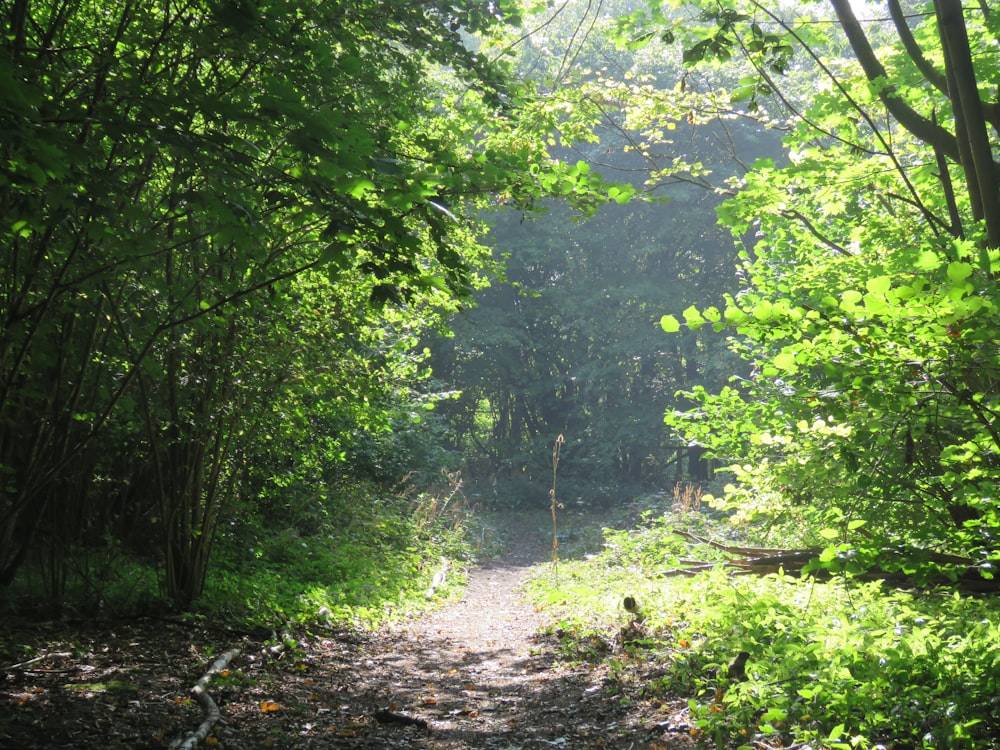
[4,0,1000,747]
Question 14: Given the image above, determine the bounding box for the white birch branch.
[171,647,241,750]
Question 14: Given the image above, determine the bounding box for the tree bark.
[935,0,1000,246]
[829,0,1000,246]
[888,0,948,95]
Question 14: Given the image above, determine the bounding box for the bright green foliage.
[527,511,1000,749]
[629,1,1000,581]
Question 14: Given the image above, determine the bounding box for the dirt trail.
[0,530,695,749]
[348,530,695,750]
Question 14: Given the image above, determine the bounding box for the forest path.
[0,524,696,749]
[346,526,696,750]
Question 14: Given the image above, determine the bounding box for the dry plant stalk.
[672,482,703,514]
[550,435,565,567]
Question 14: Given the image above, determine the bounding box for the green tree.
[0,0,629,604]
[645,0,1000,574]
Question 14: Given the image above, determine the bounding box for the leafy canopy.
[639,0,1000,578]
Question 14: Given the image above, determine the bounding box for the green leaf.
[819,528,839,540]
[866,275,891,295]
[724,304,750,324]
[915,249,944,271]
[840,290,862,308]
[752,299,774,321]
[341,177,377,199]
[683,305,705,330]
[947,261,973,283]
[660,315,681,333]
[772,349,798,372]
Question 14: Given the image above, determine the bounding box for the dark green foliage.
[2,476,474,625]
[425,0,787,509]
[0,0,634,609]
[203,478,474,626]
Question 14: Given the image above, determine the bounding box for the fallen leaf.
[260,700,282,713]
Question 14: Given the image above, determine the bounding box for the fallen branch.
[373,709,429,729]
[171,647,241,750]
[2,651,73,671]
[672,530,801,558]
[665,529,1000,595]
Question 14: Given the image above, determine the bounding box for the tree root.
[171,647,241,750]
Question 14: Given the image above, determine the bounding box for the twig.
[171,647,241,750]
[3,651,73,671]
[550,434,565,568]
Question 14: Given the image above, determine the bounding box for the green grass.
[524,504,1000,749]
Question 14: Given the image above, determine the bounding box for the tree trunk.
[935,0,1000,246]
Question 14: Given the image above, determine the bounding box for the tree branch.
[172,648,241,750]
[828,0,960,162]
[936,0,1000,247]
[888,0,948,95]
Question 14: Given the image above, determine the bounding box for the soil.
[0,528,696,750]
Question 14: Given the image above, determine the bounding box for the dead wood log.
[665,529,1000,594]
[672,529,802,558]
[172,647,241,750]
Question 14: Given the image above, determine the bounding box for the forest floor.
[0,524,696,750]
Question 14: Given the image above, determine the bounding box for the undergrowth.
[202,474,477,628]
[525,491,1000,749]
[1,473,479,631]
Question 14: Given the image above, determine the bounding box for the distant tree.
[428,0,781,505]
